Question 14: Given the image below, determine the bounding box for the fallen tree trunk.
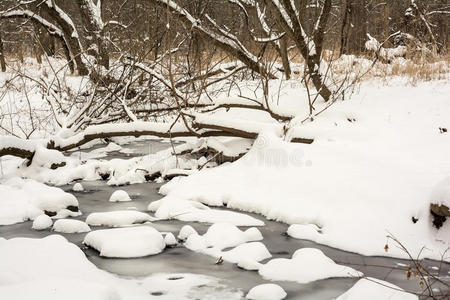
[1,120,314,161]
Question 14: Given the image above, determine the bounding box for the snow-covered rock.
[246,284,287,300]
[86,210,152,227]
[287,224,321,242]
[109,190,131,202]
[72,183,84,192]
[164,232,177,247]
[32,215,53,230]
[184,223,262,252]
[259,248,362,284]
[53,219,91,233]
[238,259,262,271]
[221,242,271,264]
[83,226,165,258]
[336,277,418,300]
[178,225,198,240]
[149,196,264,226]
[0,177,80,225]
[202,223,263,250]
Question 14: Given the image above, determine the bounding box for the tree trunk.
[339,0,352,56]
[75,0,109,69]
[279,36,291,80]
[0,31,6,72]
[41,2,89,75]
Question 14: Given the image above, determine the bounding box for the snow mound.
[187,223,263,251]
[336,277,418,300]
[53,219,91,233]
[149,196,264,226]
[72,183,84,192]
[259,248,362,284]
[430,176,450,208]
[86,210,152,227]
[287,224,321,242]
[164,232,177,247]
[221,242,271,264]
[178,225,198,240]
[32,215,53,230]
[83,226,165,258]
[0,177,80,225]
[246,284,287,300]
[109,190,131,202]
[238,259,262,271]
[182,223,267,264]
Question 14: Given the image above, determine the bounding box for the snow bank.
[83,226,165,258]
[336,277,418,300]
[246,284,287,300]
[86,210,152,227]
[32,215,53,230]
[53,219,91,233]
[259,248,362,284]
[109,190,132,202]
[0,234,241,299]
[157,80,450,260]
[0,177,80,225]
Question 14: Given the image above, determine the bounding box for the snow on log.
[0,136,37,159]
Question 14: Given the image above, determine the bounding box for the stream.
[1,139,448,299]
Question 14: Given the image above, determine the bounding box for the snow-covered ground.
[154,79,450,260]
[1,58,450,299]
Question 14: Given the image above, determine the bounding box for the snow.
[86,210,153,227]
[0,177,80,225]
[156,79,450,260]
[178,225,198,240]
[259,248,362,284]
[221,242,272,264]
[287,224,322,242]
[0,235,242,299]
[430,176,450,208]
[336,277,418,300]
[149,196,264,226]
[53,219,91,233]
[246,284,287,300]
[109,190,132,202]
[237,259,262,271]
[199,223,263,250]
[181,223,267,264]
[83,226,165,258]
[164,232,178,246]
[32,215,53,230]
[72,182,84,192]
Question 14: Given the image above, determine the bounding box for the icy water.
[1,140,449,299]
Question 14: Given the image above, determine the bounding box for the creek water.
[1,140,448,299]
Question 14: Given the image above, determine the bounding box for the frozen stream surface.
[1,140,449,299]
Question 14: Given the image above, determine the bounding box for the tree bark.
[0,31,6,72]
[75,0,109,69]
